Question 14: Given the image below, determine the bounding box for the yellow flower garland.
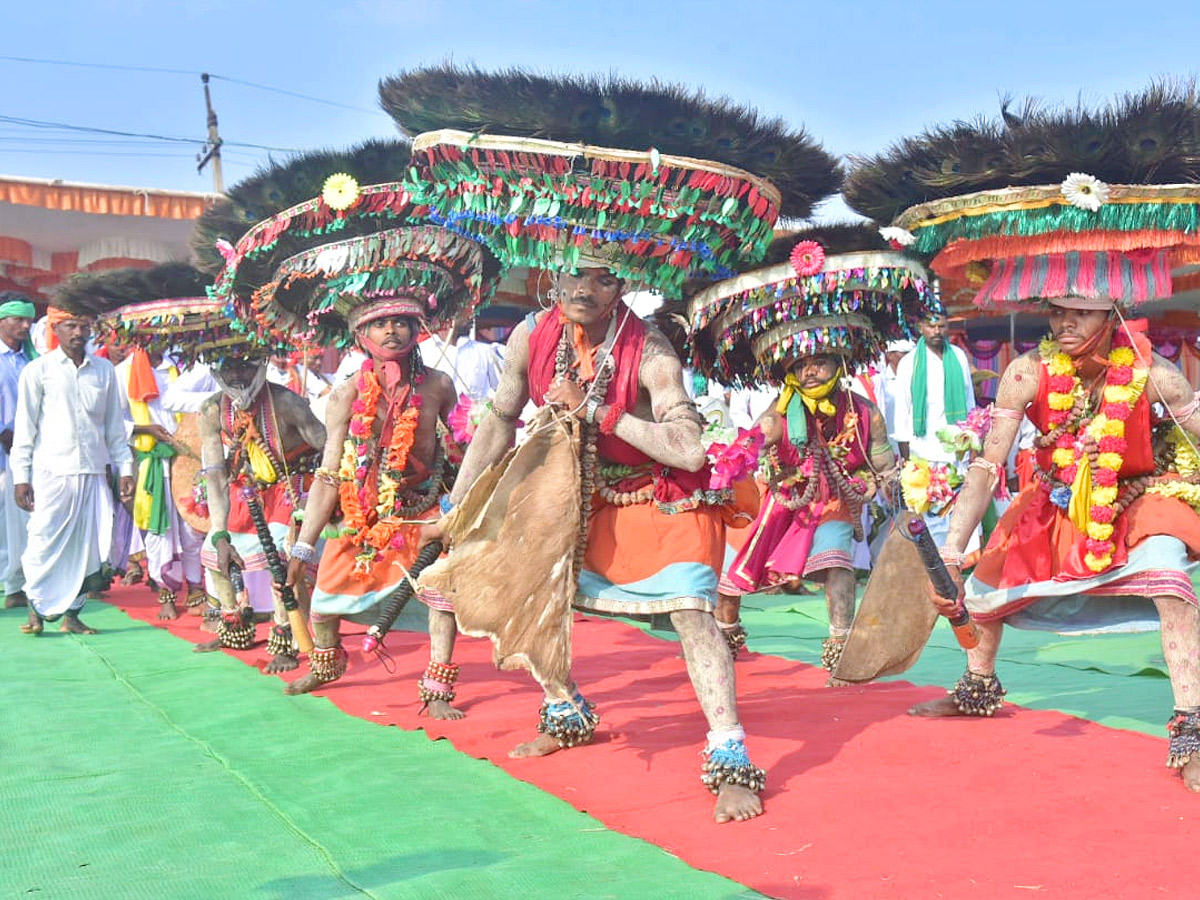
[1037,334,1148,573]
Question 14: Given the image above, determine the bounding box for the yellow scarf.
[777,372,840,417]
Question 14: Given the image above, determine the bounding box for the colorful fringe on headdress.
[687,238,941,385]
[403,130,782,294]
[240,223,497,350]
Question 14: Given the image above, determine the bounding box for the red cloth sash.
[527,304,647,466]
[526,305,713,505]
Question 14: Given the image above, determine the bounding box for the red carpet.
[111,583,1196,900]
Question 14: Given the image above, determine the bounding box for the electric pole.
[196,73,224,193]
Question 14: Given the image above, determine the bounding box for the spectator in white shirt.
[11,309,134,635]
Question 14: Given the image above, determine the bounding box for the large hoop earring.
[535,270,556,311]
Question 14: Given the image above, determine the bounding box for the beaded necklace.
[555,322,617,573]
[768,397,872,511]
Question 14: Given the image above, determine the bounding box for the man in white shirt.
[423,319,505,401]
[115,349,206,619]
[892,312,977,545]
[0,294,37,608]
[11,309,134,635]
[871,340,913,450]
[893,313,975,465]
[162,362,219,415]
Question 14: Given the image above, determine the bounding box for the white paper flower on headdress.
[322,173,360,211]
[314,245,350,275]
[879,226,916,248]
[1060,173,1110,212]
[790,240,826,277]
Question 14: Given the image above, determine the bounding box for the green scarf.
[134,443,178,535]
[911,337,967,437]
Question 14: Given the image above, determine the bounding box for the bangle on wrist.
[290,541,317,564]
[584,395,603,425]
[599,401,625,435]
[938,547,965,567]
[210,530,231,546]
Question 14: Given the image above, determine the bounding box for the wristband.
[938,546,965,568]
[600,401,626,435]
[210,530,231,546]
[290,541,317,563]
[584,395,603,424]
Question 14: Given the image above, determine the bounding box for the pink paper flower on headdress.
[790,241,826,277]
[707,426,765,490]
[214,239,236,263]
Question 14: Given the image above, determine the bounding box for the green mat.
[0,604,761,900]
[640,587,1175,738]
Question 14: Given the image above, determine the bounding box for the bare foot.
[508,733,562,758]
[60,614,97,635]
[908,696,967,717]
[200,616,219,634]
[284,672,329,695]
[193,638,224,653]
[714,783,764,823]
[425,698,466,721]
[825,676,852,688]
[157,600,179,621]
[5,591,27,609]
[1182,758,1200,792]
[185,593,208,616]
[122,563,144,586]
[19,608,43,635]
[264,652,299,674]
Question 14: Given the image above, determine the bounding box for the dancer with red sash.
[844,85,1200,789]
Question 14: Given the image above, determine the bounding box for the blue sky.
[3,0,1199,222]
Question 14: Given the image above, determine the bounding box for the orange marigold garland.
[1037,328,1148,573]
[337,359,423,579]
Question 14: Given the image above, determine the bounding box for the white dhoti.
[22,471,113,618]
[0,466,30,594]
[140,462,204,593]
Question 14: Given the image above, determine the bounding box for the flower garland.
[1146,427,1200,515]
[337,359,424,579]
[900,458,961,515]
[1038,329,1148,572]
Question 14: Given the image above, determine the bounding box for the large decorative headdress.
[378,64,842,295]
[203,140,500,349]
[54,262,267,364]
[843,82,1200,314]
[685,225,940,384]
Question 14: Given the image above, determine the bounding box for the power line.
[208,74,385,116]
[0,148,198,158]
[0,114,299,152]
[0,54,387,116]
[0,54,197,76]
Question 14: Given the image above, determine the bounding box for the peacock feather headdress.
[844,82,1200,313]
[378,64,842,295]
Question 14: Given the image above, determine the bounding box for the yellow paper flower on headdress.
[322,173,360,211]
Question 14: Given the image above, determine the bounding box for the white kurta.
[162,362,220,414]
[892,343,976,464]
[0,341,33,594]
[11,350,133,616]
[892,343,979,549]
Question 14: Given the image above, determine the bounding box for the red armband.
[599,401,626,435]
